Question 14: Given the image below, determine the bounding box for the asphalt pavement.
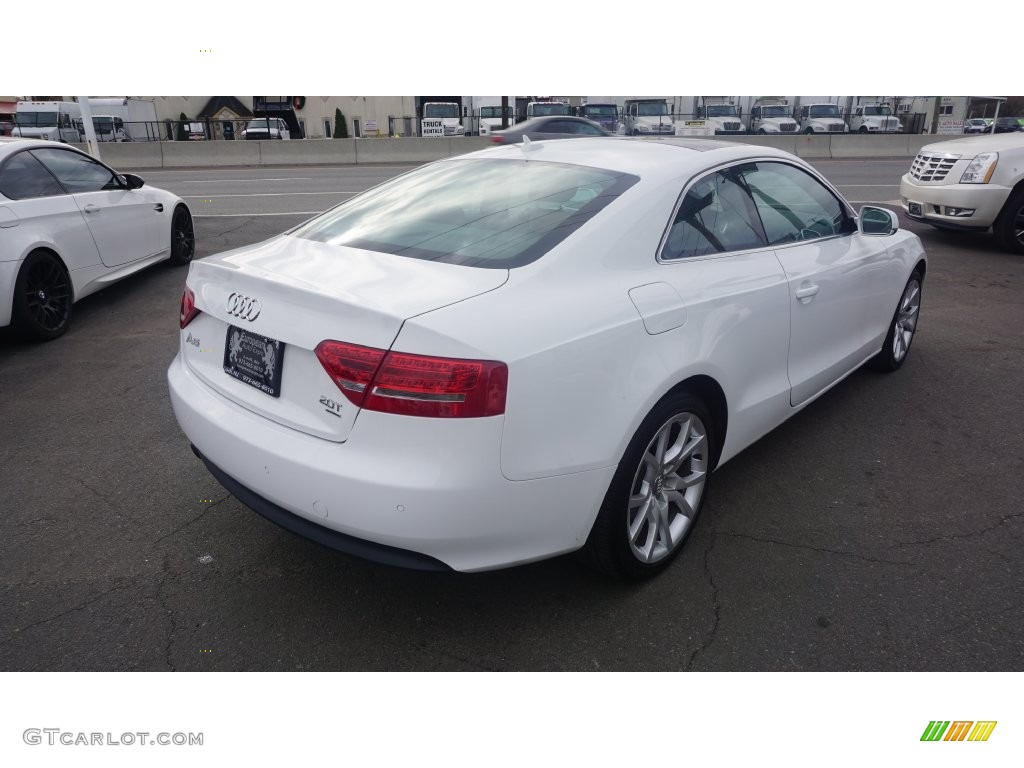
[1,159,1022,671]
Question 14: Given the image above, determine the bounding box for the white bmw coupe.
[169,138,926,578]
[0,138,194,340]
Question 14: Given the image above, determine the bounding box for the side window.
[545,120,575,134]
[578,122,605,135]
[662,166,767,260]
[0,151,65,199]
[30,148,119,193]
[740,162,849,245]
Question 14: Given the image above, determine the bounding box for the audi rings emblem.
[226,292,262,322]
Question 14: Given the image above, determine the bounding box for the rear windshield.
[290,158,639,269]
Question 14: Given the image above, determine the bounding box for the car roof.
[0,137,77,155]
[455,137,800,180]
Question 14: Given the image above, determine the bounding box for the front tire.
[993,187,1024,254]
[804,127,814,135]
[583,391,715,580]
[169,205,195,265]
[868,270,923,372]
[11,251,73,341]
[859,126,869,133]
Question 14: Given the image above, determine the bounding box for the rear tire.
[169,205,195,265]
[11,251,73,341]
[868,269,923,372]
[583,390,715,580]
[993,187,1024,254]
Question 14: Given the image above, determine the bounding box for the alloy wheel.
[172,208,195,263]
[24,257,71,333]
[627,412,708,564]
[893,278,921,362]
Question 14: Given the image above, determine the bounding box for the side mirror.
[859,205,897,236]
[122,173,145,190]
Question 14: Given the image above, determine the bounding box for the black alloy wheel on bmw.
[13,251,73,341]
[170,206,195,265]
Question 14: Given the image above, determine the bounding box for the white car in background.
[0,138,194,340]
[900,132,1024,253]
[169,138,926,578]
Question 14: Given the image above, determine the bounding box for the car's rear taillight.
[314,341,386,407]
[180,287,199,328]
[491,135,504,144]
[315,340,507,418]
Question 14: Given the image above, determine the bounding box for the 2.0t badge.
[226,293,262,322]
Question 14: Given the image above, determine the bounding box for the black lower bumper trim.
[191,445,451,572]
[904,214,989,232]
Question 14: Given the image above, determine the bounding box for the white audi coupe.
[168,138,926,578]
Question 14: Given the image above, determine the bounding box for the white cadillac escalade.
[900,133,1024,253]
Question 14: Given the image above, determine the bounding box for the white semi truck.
[420,102,465,137]
[525,101,571,119]
[748,98,799,134]
[850,103,902,133]
[696,97,745,135]
[797,103,849,134]
[622,98,675,136]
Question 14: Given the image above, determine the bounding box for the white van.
[12,101,82,143]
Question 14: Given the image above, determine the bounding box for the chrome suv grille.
[910,152,962,182]
[724,121,741,131]
[780,123,796,132]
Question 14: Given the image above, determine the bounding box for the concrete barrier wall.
[162,141,261,167]
[73,134,938,170]
[261,138,357,165]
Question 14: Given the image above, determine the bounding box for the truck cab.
[421,102,465,137]
[477,105,514,136]
[622,99,675,136]
[577,103,619,133]
[92,115,132,142]
[850,103,902,133]
[797,103,849,134]
[525,101,572,119]
[697,100,744,134]
[12,101,83,143]
[748,100,798,134]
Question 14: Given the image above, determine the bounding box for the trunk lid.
[181,235,509,442]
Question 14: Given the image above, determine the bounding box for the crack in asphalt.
[73,477,148,525]
[152,494,233,545]
[716,530,916,567]
[889,511,1024,550]
[0,581,129,650]
[2,495,231,654]
[686,528,720,671]
[156,553,178,671]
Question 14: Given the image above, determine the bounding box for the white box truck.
[88,98,159,141]
[12,101,82,143]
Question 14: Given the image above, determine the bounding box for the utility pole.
[501,96,509,130]
[77,97,101,160]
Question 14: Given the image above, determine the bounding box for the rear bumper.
[192,445,450,570]
[168,354,613,571]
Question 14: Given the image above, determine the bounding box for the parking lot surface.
[1,159,1022,671]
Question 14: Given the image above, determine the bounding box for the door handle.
[83,204,100,214]
[795,284,820,303]
[153,203,163,213]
